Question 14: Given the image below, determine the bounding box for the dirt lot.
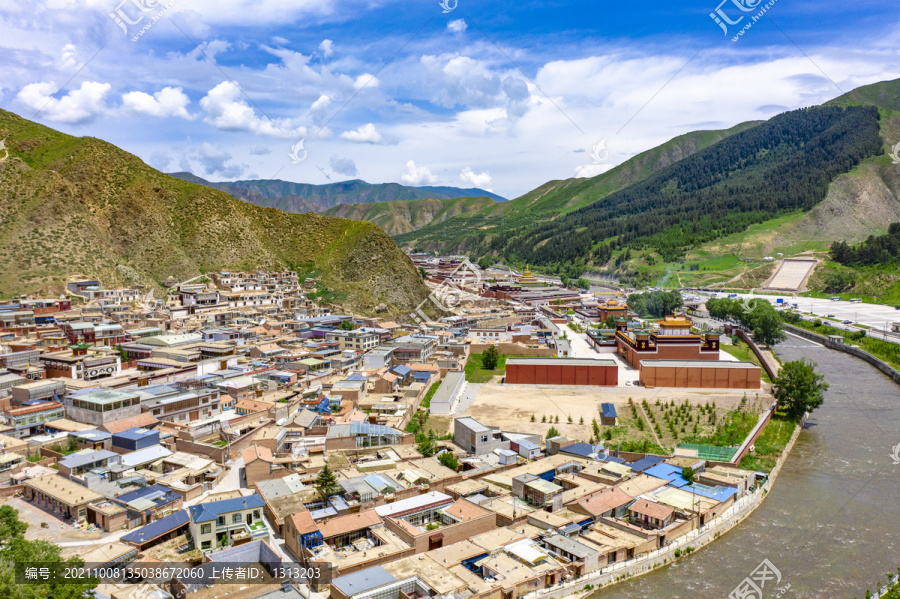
[6,496,106,543]
[459,384,755,442]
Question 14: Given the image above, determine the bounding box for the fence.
[785,325,900,385]
[733,329,778,380]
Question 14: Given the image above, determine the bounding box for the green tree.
[481,345,500,370]
[419,267,427,279]
[773,359,829,418]
[478,256,493,270]
[681,466,696,485]
[0,506,28,544]
[438,451,459,470]
[0,508,96,599]
[314,464,340,499]
[338,320,354,331]
[603,428,612,441]
[575,278,591,290]
[417,430,437,457]
[546,426,560,440]
[750,307,787,347]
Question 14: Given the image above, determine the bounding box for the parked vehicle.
[830,296,842,301]
[850,298,862,303]
[842,320,853,325]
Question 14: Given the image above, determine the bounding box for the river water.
[592,334,900,598]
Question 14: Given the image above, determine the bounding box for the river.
[591,334,900,598]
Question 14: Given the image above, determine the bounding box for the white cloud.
[15,81,112,124]
[340,123,383,144]
[271,36,289,45]
[194,143,246,179]
[319,39,334,58]
[400,160,437,185]
[353,73,380,90]
[122,87,193,119]
[447,19,467,33]
[330,155,358,177]
[60,44,78,70]
[199,81,305,139]
[458,167,492,191]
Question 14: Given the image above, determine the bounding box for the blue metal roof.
[627,455,666,473]
[683,482,737,502]
[332,566,397,597]
[121,509,189,544]
[59,449,118,469]
[113,427,159,441]
[601,403,617,418]
[390,365,411,376]
[117,484,179,507]
[644,463,690,487]
[187,494,266,523]
[518,440,540,451]
[559,443,595,458]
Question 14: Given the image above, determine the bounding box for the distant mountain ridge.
[323,196,498,236]
[169,173,506,213]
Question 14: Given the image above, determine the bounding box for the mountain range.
[0,110,430,314]
[388,78,900,291]
[169,173,506,214]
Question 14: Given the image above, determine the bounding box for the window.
[232,513,242,524]
[201,524,211,535]
[218,516,225,526]
[201,541,211,550]
[253,510,260,520]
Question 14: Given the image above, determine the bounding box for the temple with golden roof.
[515,265,542,287]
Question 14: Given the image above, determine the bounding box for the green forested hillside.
[322,196,498,235]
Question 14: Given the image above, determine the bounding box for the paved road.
[695,291,900,335]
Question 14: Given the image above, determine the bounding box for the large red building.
[505,357,618,386]
[615,316,720,369]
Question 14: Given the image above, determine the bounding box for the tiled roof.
[629,498,673,520]
[188,494,266,523]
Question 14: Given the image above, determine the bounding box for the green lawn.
[464,353,528,383]
[738,412,799,472]
[422,381,440,409]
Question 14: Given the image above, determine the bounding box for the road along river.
[589,334,900,599]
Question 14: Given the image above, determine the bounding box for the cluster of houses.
[0,262,765,599]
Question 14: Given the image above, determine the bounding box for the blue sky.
[1,0,898,198]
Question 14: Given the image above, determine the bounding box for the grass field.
[464,353,528,383]
[421,381,440,409]
[738,412,800,472]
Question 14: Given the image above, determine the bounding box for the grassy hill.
[395,120,761,249]
[170,173,507,214]
[322,195,498,236]
[0,110,430,315]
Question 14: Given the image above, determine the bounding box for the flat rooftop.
[505,357,617,367]
[639,360,760,369]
